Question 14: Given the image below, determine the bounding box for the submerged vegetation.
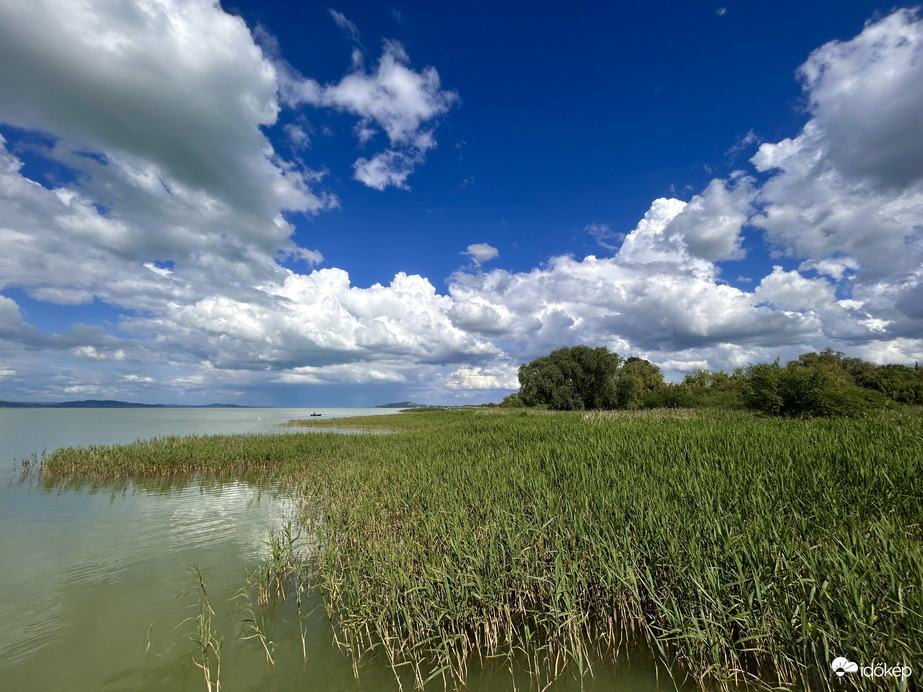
[39,407,923,690]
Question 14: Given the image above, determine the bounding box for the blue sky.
[1,1,922,406]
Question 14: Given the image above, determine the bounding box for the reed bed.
[40,408,923,690]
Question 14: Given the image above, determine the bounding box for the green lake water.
[0,408,701,691]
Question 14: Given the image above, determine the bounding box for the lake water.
[0,407,401,464]
[0,408,691,691]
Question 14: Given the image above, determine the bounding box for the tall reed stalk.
[183,565,222,692]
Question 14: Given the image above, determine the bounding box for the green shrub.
[741,361,785,414]
[499,392,525,407]
[742,360,890,417]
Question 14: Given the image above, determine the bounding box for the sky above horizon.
[1,0,922,406]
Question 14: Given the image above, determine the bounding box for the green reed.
[40,408,923,690]
[234,516,317,668]
[182,565,222,692]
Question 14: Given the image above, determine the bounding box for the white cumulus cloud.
[353,150,417,191]
[282,39,457,190]
[2,3,923,403]
[750,9,923,281]
[463,243,500,266]
[444,365,519,391]
[0,0,332,230]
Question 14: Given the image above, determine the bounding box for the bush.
[866,364,923,405]
[641,385,696,409]
[499,393,526,408]
[667,369,745,409]
[741,362,785,415]
[742,360,890,417]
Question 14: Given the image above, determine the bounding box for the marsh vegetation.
[38,407,923,690]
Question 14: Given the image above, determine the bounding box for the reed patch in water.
[41,408,923,690]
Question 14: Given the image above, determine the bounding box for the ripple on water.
[0,598,65,667]
[0,476,296,684]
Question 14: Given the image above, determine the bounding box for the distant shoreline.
[1,399,449,409]
[0,399,255,409]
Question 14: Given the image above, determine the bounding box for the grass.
[39,408,923,690]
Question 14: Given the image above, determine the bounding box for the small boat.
[310,412,323,417]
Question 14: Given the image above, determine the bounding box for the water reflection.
[0,475,297,690]
[0,474,711,691]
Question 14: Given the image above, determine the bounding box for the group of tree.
[502,345,922,417]
[503,345,666,411]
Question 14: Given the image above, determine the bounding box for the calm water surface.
[0,407,400,463]
[0,408,692,691]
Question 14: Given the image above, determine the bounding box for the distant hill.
[375,401,428,408]
[0,400,250,409]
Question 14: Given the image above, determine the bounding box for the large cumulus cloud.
[746,8,923,357]
[439,10,923,377]
[1,3,922,404]
[447,206,825,374]
[0,0,332,241]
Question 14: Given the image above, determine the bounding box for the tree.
[615,356,666,409]
[516,346,668,411]
[788,347,921,408]
[794,347,874,385]
[518,346,621,410]
[867,364,923,405]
